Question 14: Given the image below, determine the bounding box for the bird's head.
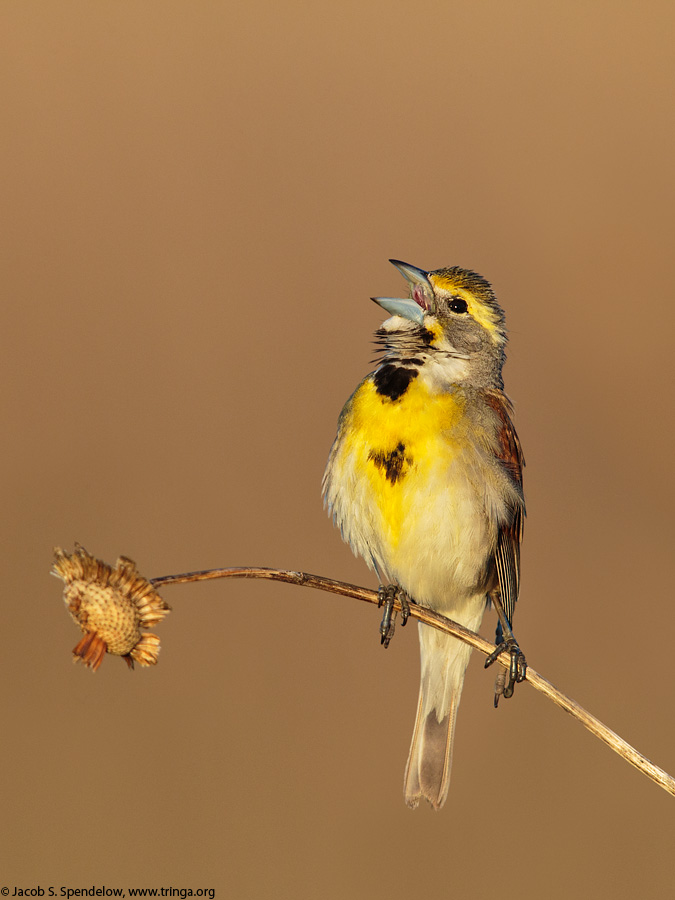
[373,259,508,388]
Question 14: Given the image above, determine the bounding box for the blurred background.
[2,1,674,897]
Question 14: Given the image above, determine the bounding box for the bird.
[322,259,526,810]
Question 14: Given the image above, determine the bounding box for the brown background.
[3,2,674,897]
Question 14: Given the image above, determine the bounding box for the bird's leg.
[377,584,411,648]
[484,592,527,705]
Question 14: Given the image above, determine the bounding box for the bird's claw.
[377,585,411,648]
[484,637,527,706]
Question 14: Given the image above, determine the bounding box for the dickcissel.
[322,259,526,810]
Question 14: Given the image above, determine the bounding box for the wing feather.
[485,391,525,627]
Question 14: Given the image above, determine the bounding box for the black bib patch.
[373,364,419,401]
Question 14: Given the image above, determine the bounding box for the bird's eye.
[449,297,468,314]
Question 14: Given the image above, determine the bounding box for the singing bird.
[323,259,526,810]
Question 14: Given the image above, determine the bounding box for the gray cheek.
[453,330,482,353]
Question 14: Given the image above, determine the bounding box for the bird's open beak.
[372,259,436,323]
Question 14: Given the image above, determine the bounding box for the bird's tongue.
[412,284,431,312]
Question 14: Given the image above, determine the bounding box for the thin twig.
[151,566,675,799]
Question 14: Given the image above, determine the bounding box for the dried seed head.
[52,544,170,671]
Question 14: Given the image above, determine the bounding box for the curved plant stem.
[151,565,675,799]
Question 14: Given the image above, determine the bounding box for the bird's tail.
[404,605,483,810]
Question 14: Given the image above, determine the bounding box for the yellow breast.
[337,375,467,548]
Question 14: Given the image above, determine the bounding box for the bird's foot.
[377,584,411,648]
[484,637,527,706]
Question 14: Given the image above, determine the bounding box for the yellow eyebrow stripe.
[429,274,504,343]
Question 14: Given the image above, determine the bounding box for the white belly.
[327,442,497,620]
[371,459,496,617]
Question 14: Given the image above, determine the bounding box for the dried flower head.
[52,544,171,671]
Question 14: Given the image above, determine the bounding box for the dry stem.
[151,565,675,799]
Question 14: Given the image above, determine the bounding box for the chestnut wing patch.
[485,391,525,627]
